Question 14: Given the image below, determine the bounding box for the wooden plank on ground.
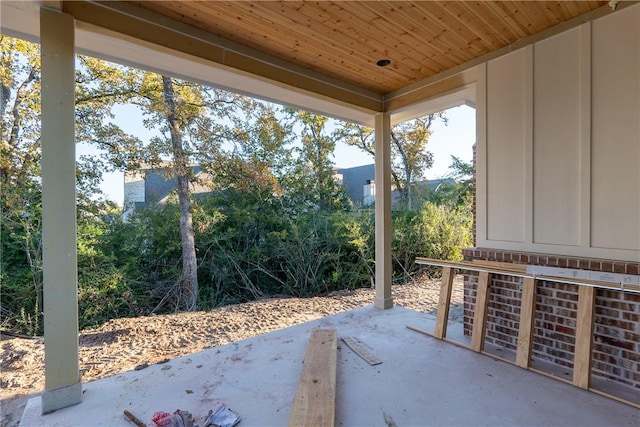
[516,276,536,368]
[573,286,595,389]
[341,336,382,365]
[289,329,337,427]
[434,266,455,339]
[471,271,491,352]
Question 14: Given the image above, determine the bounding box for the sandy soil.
[0,276,464,426]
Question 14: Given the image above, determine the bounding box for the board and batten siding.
[476,3,640,262]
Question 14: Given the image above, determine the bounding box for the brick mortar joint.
[462,247,639,273]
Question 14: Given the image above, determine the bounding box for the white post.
[374,113,393,309]
[40,7,82,413]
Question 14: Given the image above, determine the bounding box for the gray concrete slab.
[21,306,639,427]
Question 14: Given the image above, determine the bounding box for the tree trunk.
[162,76,198,310]
[391,131,411,208]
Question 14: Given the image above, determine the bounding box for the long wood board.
[434,267,455,339]
[289,329,337,427]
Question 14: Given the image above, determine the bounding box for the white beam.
[374,113,393,309]
[40,7,82,414]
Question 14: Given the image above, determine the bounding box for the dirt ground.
[0,276,464,426]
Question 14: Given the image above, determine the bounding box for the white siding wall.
[477,3,640,262]
[591,7,640,252]
[486,49,528,243]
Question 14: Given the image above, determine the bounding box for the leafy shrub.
[392,203,473,281]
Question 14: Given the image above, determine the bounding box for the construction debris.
[341,336,382,365]
[124,410,146,427]
[151,409,196,427]
[145,404,240,427]
[202,403,241,427]
[382,410,398,427]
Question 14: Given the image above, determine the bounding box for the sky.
[83,104,476,205]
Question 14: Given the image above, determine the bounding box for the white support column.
[374,113,393,309]
[40,7,82,413]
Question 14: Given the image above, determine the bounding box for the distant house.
[125,162,453,218]
[335,164,454,207]
[123,163,212,220]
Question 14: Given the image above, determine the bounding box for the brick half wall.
[462,248,640,390]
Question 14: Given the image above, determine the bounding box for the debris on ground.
[382,409,398,427]
[151,410,195,427]
[145,403,240,427]
[202,402,241,427]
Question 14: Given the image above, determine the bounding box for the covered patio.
[2,0,639,423]
[19,305,639,426]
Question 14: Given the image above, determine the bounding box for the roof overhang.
[2,1,628,126]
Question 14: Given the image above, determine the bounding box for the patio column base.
[42,378,82,414]
[374,297,393,310]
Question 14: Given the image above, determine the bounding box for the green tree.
[123,71,253,310]
[284,110,350,212]
[1,37,144,332]
[337,113,447,208]
[426,155,474,209]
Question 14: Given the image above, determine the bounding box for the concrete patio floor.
[21,305,639,426]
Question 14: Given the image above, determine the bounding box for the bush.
[196,191,374,305]
[392,203,473,281]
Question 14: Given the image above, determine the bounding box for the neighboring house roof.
[336,164,456,206]
[123,164,213,218]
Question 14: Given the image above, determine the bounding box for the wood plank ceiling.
[131,1,608,95]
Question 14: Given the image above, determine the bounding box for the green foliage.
[391,203,473,281]
[15,305,40,337]
[196,190,374,306]
[1,35,475,334]
[78,267,141,330]
[336,113,447,209]
[425,156,474,209]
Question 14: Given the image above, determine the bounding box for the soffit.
[2,1,626,124]
[128,1,608,96]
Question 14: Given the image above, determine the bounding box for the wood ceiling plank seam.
[183,1,386,89]
[502,1,540,34]
[560,1,599,17]
[434,3,488,45]
[530,1,566,28]
[463,2,518,47]
[388,2,474,67]
[438,2,504,55]
[145,2,314,63]
[506,2,552,35]
[296,0,441,78]
[555,2,580,19]
[399,1,488,64]
[411,1,492,53]
[282,0,435,85]
[182,2,326,60]
[341,2,452,77]
[483,1,530,41]
[457,1,516,46]
[235,1,408,89]
[286,1,429,81]
[446,2,514,50]
[307,0,435,78]
[365,1,463,72]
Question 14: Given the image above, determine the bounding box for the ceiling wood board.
[131,0,608,95]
